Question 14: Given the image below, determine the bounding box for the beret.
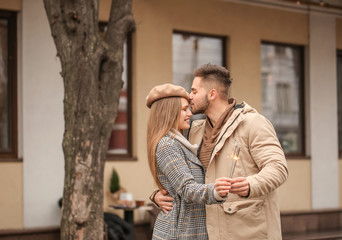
[146,84,189,108]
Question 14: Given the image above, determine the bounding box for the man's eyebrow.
[191,87,196,91]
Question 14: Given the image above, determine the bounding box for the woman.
[146,84,230,240]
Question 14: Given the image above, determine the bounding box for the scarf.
[168,130,198,155]
[199,98,236,170]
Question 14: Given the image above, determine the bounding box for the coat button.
[228,208,231,211]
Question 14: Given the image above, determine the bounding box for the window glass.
[107,42,129,155]
[173,31,225,92]
[0,19,10,152]
[337,50,342,155]
[261,42,304,155]
[172,31,226,121]
[0,11,16,159]
[99,23,132,158]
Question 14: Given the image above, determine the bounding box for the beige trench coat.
[188,102,288,240]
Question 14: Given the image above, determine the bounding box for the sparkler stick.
[229,140,240,178]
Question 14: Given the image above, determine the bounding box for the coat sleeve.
[156,138,222,204]
[246,114,288,198]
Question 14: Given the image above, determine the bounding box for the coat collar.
[189,102,258,163]
[167,130,204,168]
[168,129,198,155]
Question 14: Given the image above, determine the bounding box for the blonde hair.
[147,97,182,190]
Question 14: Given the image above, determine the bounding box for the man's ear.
[208,89,218,101]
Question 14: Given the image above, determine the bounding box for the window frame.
[0,10,18,162]
[337,49,342,158]
[99,22,135,161]
[261,41,306,158]
[173,30,227,71]
[172,30,228,131]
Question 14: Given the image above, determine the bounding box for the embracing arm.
[156,138,228,204]
[151,177,230,213]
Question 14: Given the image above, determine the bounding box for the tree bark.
[43,0,135,239]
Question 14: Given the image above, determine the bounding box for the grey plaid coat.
[152,133,222,240]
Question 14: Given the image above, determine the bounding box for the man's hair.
[193,63,232,100]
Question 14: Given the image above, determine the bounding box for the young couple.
[146,63,288,240]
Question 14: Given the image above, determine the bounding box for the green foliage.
[110,168,120,193]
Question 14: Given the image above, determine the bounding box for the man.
[152,63,288,240]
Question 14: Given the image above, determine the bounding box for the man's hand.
[229,177,250,197]
[214,177,231,197]
[155,189,174,213]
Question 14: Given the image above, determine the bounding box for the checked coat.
[152,132,222,240]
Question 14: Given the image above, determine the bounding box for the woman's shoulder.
[157,135,178,151]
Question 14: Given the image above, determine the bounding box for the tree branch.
[105,0,135,49]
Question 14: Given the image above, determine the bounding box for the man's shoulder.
[239,102,265,120]
[189,119,206,135]
[191,119,206,128]
[188,119,206,143]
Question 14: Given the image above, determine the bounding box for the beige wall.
[278,160,311,211]
[0,0,20,11]
[0,163,23,229]
[99,0,110,21]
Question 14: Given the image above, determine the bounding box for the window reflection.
[173,32,225,92]
[108,42,128,155]
[99,22,131,157]
[261,43,304,155]
[0,19,9,152]
[337,51,342,155]
[172,31,225,121]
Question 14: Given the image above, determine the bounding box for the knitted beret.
[146,83,189,108]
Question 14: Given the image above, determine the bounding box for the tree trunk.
[43,1,135,239]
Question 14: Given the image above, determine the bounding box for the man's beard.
[191,95,210,115]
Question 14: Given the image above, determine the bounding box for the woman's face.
[178,97,192,130]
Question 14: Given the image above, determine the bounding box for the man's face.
[189,77,210,115]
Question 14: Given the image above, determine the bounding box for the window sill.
[106,155,137,161]
[285,155,311,160]
[0,157,22,162]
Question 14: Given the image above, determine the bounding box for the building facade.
[0,0,341,235]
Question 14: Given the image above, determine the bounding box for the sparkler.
[229,140,240,178]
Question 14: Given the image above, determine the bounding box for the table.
[110,205,138,225]
[109,205,138,240]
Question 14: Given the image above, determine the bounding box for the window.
[0,10,17,160]
[172,31,226,92]
[172,31,226,121]
[99,23,133,160]
[261,42,304,156]
[337,50,342,156]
